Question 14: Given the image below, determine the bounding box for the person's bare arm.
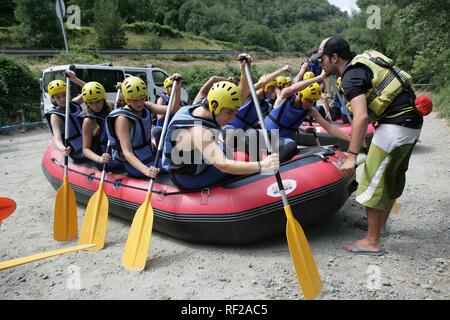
[116,116,158,178]
[255,65,292,91]
[294,62,309,83]
[193,76,227,104]
[310,108,350,142]
[190,126,279,175]
[50,114,70,155]
[82,118,111,164]
[279,71,326,101]
[339,94,369,176]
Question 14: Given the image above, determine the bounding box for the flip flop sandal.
[342,241,385,256]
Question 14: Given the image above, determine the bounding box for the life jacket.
[228,97,272,130]
[342,50,414,122]
[155,93,172,127]
[45,102,84,159]
[84,106,110,155]
[106,107,154,166]
[264,95,310,139]
[307,60,323,77]
[162,104,222,176]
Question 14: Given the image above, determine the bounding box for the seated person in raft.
[162,54,279,191]
[263,71,351,148]
[106,75,181,178]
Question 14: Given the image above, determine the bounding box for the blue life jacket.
[162,104,222,176]
[45,102,84,159]
[155,93,171,127]
[264,96,310,140]
[307,60,323,77]
[106,107,154,176]
[84,106,109,155]
[228,97,272,130]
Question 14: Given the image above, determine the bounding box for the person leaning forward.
[312,35,423,256]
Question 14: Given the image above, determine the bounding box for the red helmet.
[415,96,433,116]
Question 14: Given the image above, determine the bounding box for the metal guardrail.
[0,48,289,57]
[0,121,46,133]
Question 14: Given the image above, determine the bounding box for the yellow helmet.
[207,81,242,116]
[303,71,315,81]
[300,82,322,102]
[47,80,66,97]
[81,82,105,103]
[163,77,173,93]
[257,74,278,92]
[275,76,287,87]
[121,76,147,102]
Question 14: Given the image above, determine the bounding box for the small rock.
[252,280,257,285]
[383,281,392,287]
[248,264,253,269]
[432,288,441,294]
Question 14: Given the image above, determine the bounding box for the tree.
[93,0,127,49]
[0,0,16,27]
[14,0,63,48]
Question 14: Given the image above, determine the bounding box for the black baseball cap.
[311,35,351,61]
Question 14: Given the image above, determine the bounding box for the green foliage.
[0,0,16,27]
[14,0,64,49]
[431,84,450,123]
[123,22,182,38]
[93,0,127,49]
[0,55,40,125]
[51,49,102,65]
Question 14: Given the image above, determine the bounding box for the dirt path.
[0,113,449,300]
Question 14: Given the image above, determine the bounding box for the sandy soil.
[0,113,449,300]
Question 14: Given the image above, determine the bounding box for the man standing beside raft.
[312,35,424,256]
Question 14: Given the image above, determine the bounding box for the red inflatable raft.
[42,141,357,245]
[297,120,375,150]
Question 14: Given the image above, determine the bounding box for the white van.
[40,64,189,116]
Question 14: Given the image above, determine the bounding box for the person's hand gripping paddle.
[122,79,179,271]
[243,60,322,299]
[54,65,78,242]
[78,89,122,250]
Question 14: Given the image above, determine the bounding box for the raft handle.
[87,173,96,183]
[113,179,123,190]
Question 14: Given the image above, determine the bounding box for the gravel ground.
[0,113,449,300]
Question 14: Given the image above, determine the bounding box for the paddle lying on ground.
[0,198,16,222]
[78,89,122,251]
[244,62,322,300]
[54,65,78,242]
[332,82,400,214]
[0,244,95,271]
[122,80,179,271]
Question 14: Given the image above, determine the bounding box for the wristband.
[347,150,358,156]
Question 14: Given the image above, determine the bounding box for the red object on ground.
[0,198,16,222]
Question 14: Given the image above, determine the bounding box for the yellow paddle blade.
[121,192,154,271]
[392,201,400,214]
[78,183,109,251]
[54,176,78,242]
[284,205,322,300]
[0,244,95,271]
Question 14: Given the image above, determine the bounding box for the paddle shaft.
[309,119,321,146]
[146,80,178,193]
[100,88,122,182]
[332,82,353,125]
[244,63,289,207]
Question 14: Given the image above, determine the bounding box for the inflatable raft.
[42,141,357,245]
[296,120,375,150]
